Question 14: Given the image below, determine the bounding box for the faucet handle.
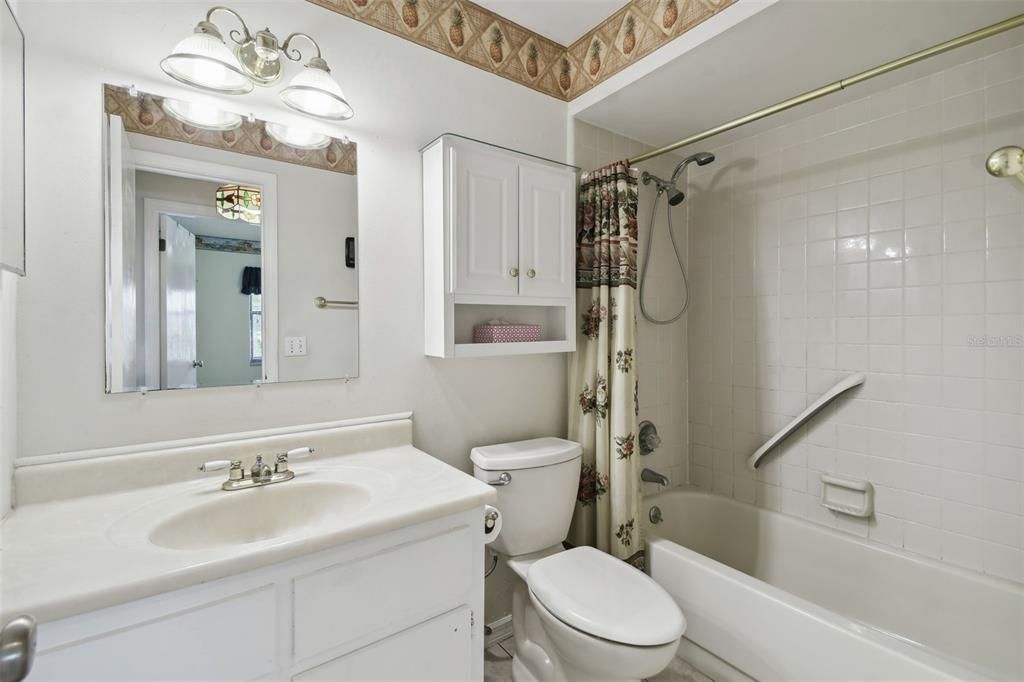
[275,447,314,474]
[198,460,236,472]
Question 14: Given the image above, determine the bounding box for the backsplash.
[684,43,1024,583]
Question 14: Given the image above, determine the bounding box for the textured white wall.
[685,41,1024,583]
[15,1,568,472]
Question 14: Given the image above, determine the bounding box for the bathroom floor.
[483,638,714,682]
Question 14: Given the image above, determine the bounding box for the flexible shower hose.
[638,188,689,325]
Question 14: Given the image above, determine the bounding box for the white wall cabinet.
[423,134,577,358]
[28,510,484,682]
[451,142,519,298]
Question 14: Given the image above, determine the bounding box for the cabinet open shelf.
[453,340,572,358]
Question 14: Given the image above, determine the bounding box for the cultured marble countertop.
[0,446,495,624]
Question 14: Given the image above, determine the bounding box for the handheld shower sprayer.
[638,151,716,324]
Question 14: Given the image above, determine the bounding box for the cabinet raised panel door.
[450,142,519,296]
[518,164,574,299]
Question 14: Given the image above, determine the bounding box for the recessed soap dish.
[820,474,874,518]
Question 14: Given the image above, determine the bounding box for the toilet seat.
[527,546,686,646]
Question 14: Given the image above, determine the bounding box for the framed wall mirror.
[1,0,25,275]
[103,85,358,393]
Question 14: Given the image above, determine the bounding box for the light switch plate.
[285,336,307,356]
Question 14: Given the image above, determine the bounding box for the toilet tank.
[471,438,582,557]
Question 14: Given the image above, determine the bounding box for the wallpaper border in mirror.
[103,85,357,176]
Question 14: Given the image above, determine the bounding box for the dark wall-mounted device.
[345,237,356,268]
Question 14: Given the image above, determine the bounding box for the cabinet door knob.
[527,268,536,278]
[509,267,519,277]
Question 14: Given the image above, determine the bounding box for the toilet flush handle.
[487,472,512,486]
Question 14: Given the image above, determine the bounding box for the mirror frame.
[1,0,26,275]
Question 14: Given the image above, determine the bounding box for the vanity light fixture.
[161,97,242,131]
[265,121,331,150]
[160,7,354,121]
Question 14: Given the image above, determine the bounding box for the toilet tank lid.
[471,437,582,471]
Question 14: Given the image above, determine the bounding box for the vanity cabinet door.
[450,141,519,297]
[518,162,575,299]
[293,607,472,682]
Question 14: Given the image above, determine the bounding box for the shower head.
[667,188,686,206]
[640,150,715,207]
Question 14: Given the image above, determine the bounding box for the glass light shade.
[279,66,353,120]
[216,185,262,223]
[162,98,242,131]
[265,122,331,150]
[161,32,254,95]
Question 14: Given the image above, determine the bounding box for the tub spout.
[641,468,670,486]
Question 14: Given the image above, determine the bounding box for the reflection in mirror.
[104,85,358,393]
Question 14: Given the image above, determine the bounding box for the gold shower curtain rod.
[628,12,1024,165]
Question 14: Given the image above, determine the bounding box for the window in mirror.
[249,294,263,365]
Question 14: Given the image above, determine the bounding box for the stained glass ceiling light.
[216,185,262,224]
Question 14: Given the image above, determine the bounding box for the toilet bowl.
[472,438,686,682]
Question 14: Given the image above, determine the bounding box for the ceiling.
[473,0,629,45]
[173,215,260,243]
[576,0,1024,151]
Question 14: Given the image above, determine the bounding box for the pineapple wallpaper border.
[103,85,358,176]
[306,0,735,101]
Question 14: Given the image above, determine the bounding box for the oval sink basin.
[149,481,372,551]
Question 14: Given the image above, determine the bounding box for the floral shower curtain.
[568,160,643,567]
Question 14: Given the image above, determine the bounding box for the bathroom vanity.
[1,416,494,681]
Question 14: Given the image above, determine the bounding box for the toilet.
[472,437,686,682]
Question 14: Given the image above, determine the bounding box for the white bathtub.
[644,489,1024,682]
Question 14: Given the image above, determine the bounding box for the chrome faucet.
[251,455,273,483]
[641,468,670,487]
[199,447,314,491]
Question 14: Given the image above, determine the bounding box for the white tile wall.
[574,121,690,491]
[685,43,1024,584]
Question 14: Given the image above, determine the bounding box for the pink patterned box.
[473,321,542,343]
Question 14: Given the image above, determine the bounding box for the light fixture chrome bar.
[629,12,1024,165]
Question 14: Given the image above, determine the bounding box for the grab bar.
[747,373,865,470]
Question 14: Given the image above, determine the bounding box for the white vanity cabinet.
[27,510,484,682]
[422,134,577,358]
